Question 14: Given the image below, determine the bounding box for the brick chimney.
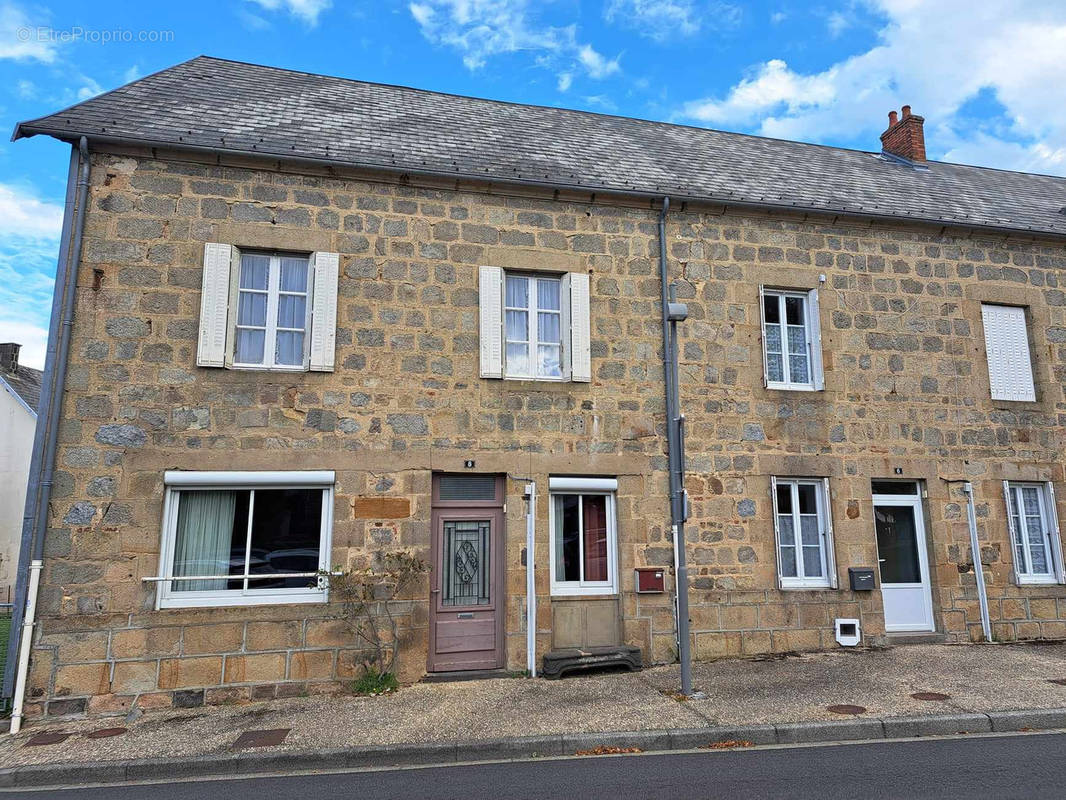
[880,105,926,163]
[0,342,21,375]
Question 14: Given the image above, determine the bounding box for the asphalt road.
[13,732,1066,800]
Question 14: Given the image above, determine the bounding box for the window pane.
[247,488,323,589]
[582,495,609,582]
[763,294,780,324]
[240,255,269,290]
[279,258,308,292]
[797,484,818,515]
[506,275,528,308]
[238,292,267,326]
[506,310,528,341]
[872,481,920,495]
[785,295,805,325]
[802,546,823,578]
[554,494,581,582]
[506,342,530,376]
[537,278,561,311]
[787,324,807,356]
[1022,488,1049,574]
[277,295,307,329]
[777,513,795,547]
[538,312,561,344]
[442,519,491,606]
[235,328,266,364]
[764,323,782,354]
[276,331,304,366]
[538,345,562,378]
[875,506,921,583]
[173,490,248,591]
[766,353,784,383]
[789,355,810,384]
[775,484,793,515]
[800,514,820,546]
[780,545,797,577]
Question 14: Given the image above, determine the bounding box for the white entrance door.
[874,493,934,632]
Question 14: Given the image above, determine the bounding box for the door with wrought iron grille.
[428,475,505,672]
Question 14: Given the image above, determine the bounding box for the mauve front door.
[428,475,505,672]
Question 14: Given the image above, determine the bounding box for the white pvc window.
[156,471,334,609]
[772,478,836,589]
[549,477,618,596]
[761,288,823,391]
[1006,482,1061,584]
[505,273,563,379]
[234,253,312,370]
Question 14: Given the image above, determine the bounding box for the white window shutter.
[559,273,573,381]
[309,251,340,372]
[197,243,237,368]
[822,477,838,589]
[1046,482,1066,585]
[569,271,592,383]
[809,288,825,391]
[758,285,769,388]
[981,304,1036,402]
[479,266,504,379]
[1003,480,1020,584]
[770,476,783,590]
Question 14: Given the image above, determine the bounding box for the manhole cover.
[232,728,290,749]
[24,732,71,747]
[911,692,951,701]
[827,704,867,715]
[86,727,127,739]
[1048,679,1066,686]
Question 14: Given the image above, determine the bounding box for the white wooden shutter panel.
[809,289,825,391]
[569,271,591,383]
[981,304,1036,401]
[309,251,339,372]
[758,285,769,388]
[559,273,573,381]
[1046,482,1066,585]
[197,243,236,368]
[1003,480,1020,584]
[770,476,783,589]
[479,266,504,379]
[822,477,838,589]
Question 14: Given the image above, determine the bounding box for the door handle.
[878,558,886,562]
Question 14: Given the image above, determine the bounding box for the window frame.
[548,480,618,597]
[771,477,836,590]
[1006,481,1058,585]
[231,251,313,372]
[503,271,566,382]
[156,470,334,609]
[760,287,821,391]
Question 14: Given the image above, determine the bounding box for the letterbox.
[848,567,876,591]
[635,567,666,593]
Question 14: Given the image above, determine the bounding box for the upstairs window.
[1004,481,1065,585]
[760,288,824,391]
[235,253,311,369]
[981,304,1036,402]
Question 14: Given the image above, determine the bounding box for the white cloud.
[76,77,104,101]
[122,64,140,83]
[409,0,621,83]
[247,0,331,26]
[826,11,851,37]
[0,320,48,370]
[604,0,741,42]
[583,94,618,112]
[16,78,34,98]
[676,0,1066,174]
[0,2,59,62]
[0,184,63,240]
[770,11,786,24]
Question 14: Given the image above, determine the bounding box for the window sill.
[766,383,820,393]
[550,586,618,598]
[1016,577,1060,587]
[778,582,835,591]
[158,591,327,609]
[228,364,310,373]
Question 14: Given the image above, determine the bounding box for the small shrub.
[352,670,399,696]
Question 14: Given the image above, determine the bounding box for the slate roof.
[13,56,1066,238]
[0,364,42,416]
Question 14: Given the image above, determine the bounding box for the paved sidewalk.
[3,642,1066,774]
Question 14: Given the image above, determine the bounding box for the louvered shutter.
[809,289,825,391]
[981,304,1036,401]
[560,273,573,381]
[1046,482,1066,585]
[822,477,838,589]
[309,251,339,372]
[569,271,591,383]
[197,243,237,368]
[479,266,504,378]
[1003,480,1020,584]
[759,285,769,387]
[770,476,783,589]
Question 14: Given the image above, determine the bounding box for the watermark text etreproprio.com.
[17,26,175,44]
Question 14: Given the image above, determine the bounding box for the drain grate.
[86,727,127,739]
[24,731,71,747]
[826,704,867,715]
[911,692,951,701]
[232,728,290,750]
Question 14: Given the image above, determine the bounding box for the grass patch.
[352,670,399,697]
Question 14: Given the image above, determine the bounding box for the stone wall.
[24,145,1066,718]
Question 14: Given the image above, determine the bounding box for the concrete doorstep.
[3,707,1066,790]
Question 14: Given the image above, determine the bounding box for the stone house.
[5,56,1066,721]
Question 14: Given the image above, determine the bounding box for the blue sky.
[2,0,1065,368]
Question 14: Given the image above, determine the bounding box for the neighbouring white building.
[0,343,40,600]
